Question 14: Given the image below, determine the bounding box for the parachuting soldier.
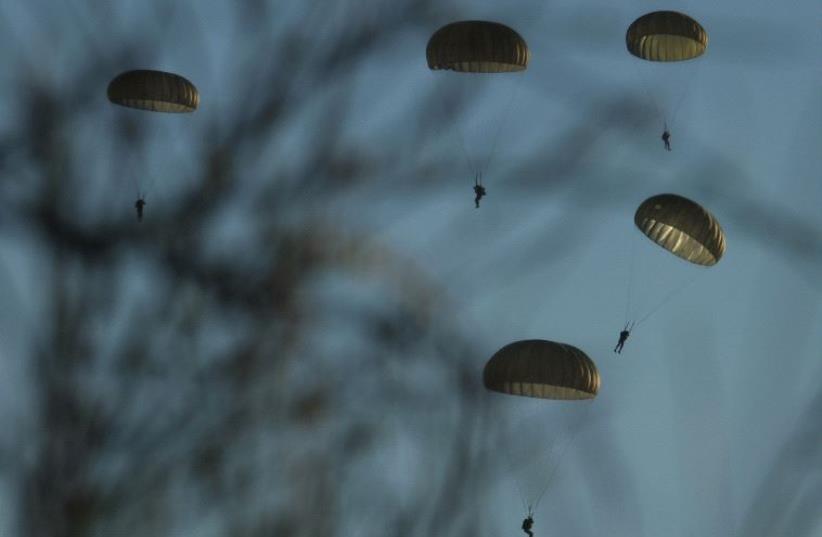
[626,12,707,153]
[426,22,527,211]
[474,173,486,208]
[614,322,633,354]
[521,515,534,537]
[483,340,599,537]
[135,197,147,222]
[108,70,198,223]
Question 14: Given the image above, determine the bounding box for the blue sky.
[348,1,821,534]
[0,0,819,535]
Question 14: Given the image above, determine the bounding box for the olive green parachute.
[626,11,707,62]
[634,193,725,266]
[483,340,600,400]
[107,70,199,113]
[426,21,529,73]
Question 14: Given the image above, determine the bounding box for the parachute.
[483,339,600,400]
[426,21,528,200]
[634,193,726,266]
[626,11,708,62]
[620,194,724,330]
[426,21,529,73]
[625,12,707,142]
[107,70,199,113]
[483,339,599,516]
[107,69,199,219]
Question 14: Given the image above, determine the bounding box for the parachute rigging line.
[481,72,526,175]
[125,148,142,198]
[634,274,700,328]
[666,59,703,131]
[632,62,666,126]
[496,404,576,517]
[498,422,535,517]
[624,231,638,325]
[530,400,595,512]
[630,57,701,132]
[426,21,529,181]
[429,84,479,176]
[456,111,479,176]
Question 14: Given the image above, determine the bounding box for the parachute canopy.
[483,340,600,400]
[634,193,725,266]
[426,21,529,73]
[626,11,708,62]
[107,70,199,113]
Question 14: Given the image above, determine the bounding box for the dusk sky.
[0,1,819,536]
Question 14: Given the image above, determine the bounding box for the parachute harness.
[522,507,535,537]
[474,172,487,208]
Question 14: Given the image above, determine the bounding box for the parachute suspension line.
[499,421,535,517]
[634,274,700,328]
[430,77,479,178]
[455,118,479,177]
[667,86,687,131]
[666,59,702,131]
[141,146,159,199]
[632,63,665,127]
[481,71,526,175]
[135,168,146,200]
[624,232,638,325]
[426,21,529,181]
[515,475,530,516]
[125,148,142,198]
[530,401,595,513]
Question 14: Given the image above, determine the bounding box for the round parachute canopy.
[483,340,600,400]
[426,21,529,73]
[626,11,708,62]
[107,70,199,113]
[634,193,726,266]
